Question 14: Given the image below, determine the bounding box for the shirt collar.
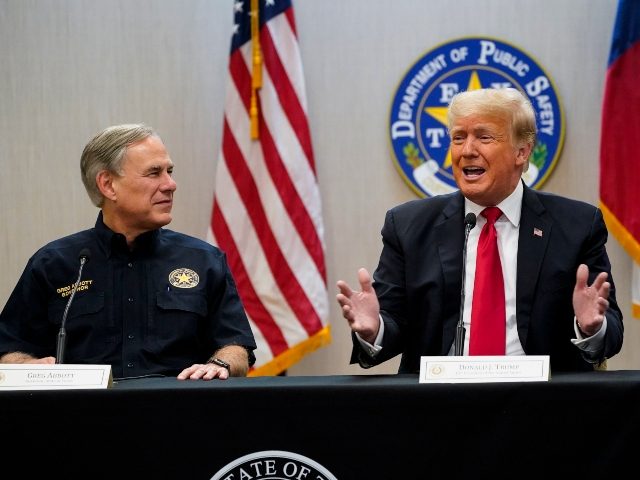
[94,211,160,257]
[464,180,523,227]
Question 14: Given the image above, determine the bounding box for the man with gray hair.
[0,124,256,380]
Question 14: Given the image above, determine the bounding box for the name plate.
[419,356,550,383]
[0,364,112,390]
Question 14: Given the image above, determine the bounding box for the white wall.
[1,0,637,374]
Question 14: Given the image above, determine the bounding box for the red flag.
[599,0,640,318]
[208,0,330,375]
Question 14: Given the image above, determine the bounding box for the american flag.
[208,0,330,375]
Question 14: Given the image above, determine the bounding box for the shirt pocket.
[48,293,105,326]
[153,291,208,341]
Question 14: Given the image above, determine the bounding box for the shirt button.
[127,262,133,268]
[128,334,135,340]
[127,362,134,368]
[128,297,134,302]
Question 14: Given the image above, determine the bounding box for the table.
[2,371,639,479]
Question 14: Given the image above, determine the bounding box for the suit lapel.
[436,193,465,351]
[516,186,552,348]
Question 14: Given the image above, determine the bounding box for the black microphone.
[55,248,91,364]
[454,213,476,355]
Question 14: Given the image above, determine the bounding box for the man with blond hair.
[337,88,623,372]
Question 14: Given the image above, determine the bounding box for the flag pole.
[250,0,262,139]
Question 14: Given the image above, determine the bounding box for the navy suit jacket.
[353,184,624,372]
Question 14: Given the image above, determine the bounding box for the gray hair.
[80,123,157,207]
[447,87,537,150]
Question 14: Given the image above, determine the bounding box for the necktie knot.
[482,207,502,225]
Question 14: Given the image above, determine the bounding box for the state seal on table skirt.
[211,450,338,480]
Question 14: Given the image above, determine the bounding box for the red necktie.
[469,207,506,355]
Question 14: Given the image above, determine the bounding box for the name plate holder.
[419,355,550,383]
[0,364,112,390]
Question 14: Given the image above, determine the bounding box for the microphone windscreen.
[464,212,477,229]
[78,248,92,263]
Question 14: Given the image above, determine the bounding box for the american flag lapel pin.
[533,227,543,237]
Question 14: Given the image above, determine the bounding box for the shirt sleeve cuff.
[571,316,607,359]
[355,315,385,357]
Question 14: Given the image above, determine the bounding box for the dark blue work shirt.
[0,212,256,378]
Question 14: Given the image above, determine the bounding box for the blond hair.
[448,87,537,148]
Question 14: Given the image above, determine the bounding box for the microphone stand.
[56,251,90,364]
[455,213,476,356]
